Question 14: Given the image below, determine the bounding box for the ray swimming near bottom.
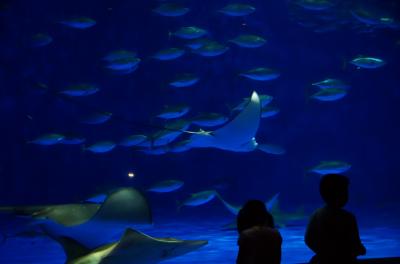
[48,228,208,264]
[0,188,152,248]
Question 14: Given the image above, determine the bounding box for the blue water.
[1,0,400,263]
[0,219,399,263]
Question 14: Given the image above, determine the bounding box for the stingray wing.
[189,91,261,151]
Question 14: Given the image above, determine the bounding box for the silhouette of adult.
[305,174,366,264]
[236,200,282,264]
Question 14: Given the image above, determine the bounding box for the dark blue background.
[0,0,399,219]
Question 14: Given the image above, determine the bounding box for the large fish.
[49,228,207,264]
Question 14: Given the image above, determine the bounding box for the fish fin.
[43,230,91,262]
[115,228,152,248]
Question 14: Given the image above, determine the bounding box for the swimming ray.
[188,91,261,152]
[0,188,152,247]
[49,227,208,264]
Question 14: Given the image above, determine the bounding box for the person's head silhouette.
[320,174,350,208]
[237,200,274,233]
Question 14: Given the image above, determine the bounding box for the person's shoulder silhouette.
[236,200,282,264]
[305,174,366,264]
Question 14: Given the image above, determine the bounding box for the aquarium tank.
[0,0,399,263]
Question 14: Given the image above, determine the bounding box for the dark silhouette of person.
[305,174,366,264]
[236,200,282,264]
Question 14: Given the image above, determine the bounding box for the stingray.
[0,188,152,247]
[49,228,208,264]
[188,91,261,152]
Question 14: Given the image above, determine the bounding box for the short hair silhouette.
[237,200,274,233]
[319,174,349,208]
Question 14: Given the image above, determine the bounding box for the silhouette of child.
[236,200,282,264]
[305,174,366,264]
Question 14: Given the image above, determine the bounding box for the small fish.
[153,3,189,17]
[169,74,200,88]
[350,9,381,26]
[80,112,112,124]
[219,3,256,16]
[169,140,193,153]
[193,41,229,57]
[350,56,386,69]
[85,141,116,153]
[180,190,218,207]
[152,48,185,61]
[261,106,280,118]
[152,130,182,147]
[151,119,191,147]
[60,17,96,29]
[105,57,141,71]
[229,34,266,48]
[240,67,280,81]
[31,33,53,47]
[310,161,351,175]
[173,26,208,39]
[312,78,350,89]
[191,113,229,127]
[119,135,147,147]
[147,180,184,193]
[311,88,347,101]
[295,0,334,11]
[165,119,192,131]
[257,144,286,155]
[102,50,137,62]
[185,38,211,50]
[59,83,99,97]
[157,105,190,119]
[29,133,64,145]
[60,134,86,145]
